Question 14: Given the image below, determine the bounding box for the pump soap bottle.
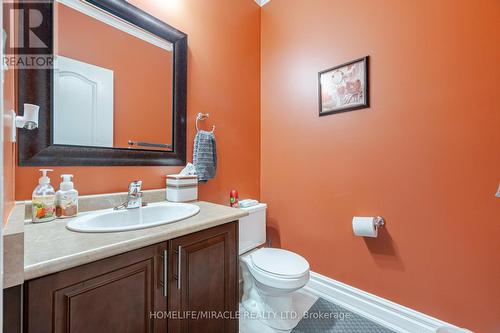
[32,169,56,223]
[56,174,78,218]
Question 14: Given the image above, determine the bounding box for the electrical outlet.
[496,184,500,198]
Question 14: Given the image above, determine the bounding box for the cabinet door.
[169,222,238,333]
[24,243,168,333]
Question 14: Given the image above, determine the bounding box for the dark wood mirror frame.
[18,0,187,166]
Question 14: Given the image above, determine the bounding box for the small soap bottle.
[56,174,78,218]
[32,169,56,223]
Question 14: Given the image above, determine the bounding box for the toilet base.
[242,288,302,331]
[240,258,306,331]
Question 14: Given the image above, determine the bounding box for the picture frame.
[318,56,369,116]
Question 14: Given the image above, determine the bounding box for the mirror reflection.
[53,1,174,150]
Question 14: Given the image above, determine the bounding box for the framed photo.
[318,56,369,116]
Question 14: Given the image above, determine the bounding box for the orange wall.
[3,67,15,223]
[261,0,500,332]
[56,3,173,148]
[3,4,16,223]
[15,0,261,203]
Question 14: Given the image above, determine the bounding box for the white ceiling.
[254,0,271,7]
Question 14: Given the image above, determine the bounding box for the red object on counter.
[230,190,239,207]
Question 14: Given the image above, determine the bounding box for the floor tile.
[240,293,396,333]
[291,298,396,333]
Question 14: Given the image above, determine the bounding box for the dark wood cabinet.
[21,222,238,333]
[24,242,168,333]
[168,222,238,333]
[4,285,22,333]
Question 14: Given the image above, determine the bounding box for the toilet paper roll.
[352,216,379,238]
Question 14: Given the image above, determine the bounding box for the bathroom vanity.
[4,197,247,333]
[25,222,238,333]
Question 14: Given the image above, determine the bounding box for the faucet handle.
[129,180,142,192]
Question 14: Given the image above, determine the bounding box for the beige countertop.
[24,200,247,281]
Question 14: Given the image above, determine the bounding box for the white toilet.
[239,203,310,331]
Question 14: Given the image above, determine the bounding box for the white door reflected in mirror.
[54,56,114,147]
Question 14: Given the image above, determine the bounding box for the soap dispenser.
[56,174,78,218]
[32,169,56,223]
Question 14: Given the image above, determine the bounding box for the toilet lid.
[251,248,309,277]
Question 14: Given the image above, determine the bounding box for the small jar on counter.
[230,190,239,208]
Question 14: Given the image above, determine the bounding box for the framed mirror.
[18,0,187,166]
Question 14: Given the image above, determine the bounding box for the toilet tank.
[238,203,267,255]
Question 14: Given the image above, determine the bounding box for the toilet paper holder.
[374,216,385,228]
[352,216,386,238]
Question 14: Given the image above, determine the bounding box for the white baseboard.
[303,271,469,333]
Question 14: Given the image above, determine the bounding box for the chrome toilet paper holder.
[374,216,385,228]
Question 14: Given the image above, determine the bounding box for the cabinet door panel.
[25,243,168,333]
[169,222,238,333]
[53,261,151,333]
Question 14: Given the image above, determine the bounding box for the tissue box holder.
[166,175,198,202]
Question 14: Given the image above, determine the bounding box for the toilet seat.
[251,248,309,278]
[245,248,310,290]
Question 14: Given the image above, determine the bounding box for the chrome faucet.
[114,180,145,210]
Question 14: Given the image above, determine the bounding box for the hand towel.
[193,130,217,182]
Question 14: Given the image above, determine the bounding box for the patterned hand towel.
[193,130,217,182]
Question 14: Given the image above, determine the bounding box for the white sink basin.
[66,202,200,233]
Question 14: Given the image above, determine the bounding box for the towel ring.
[196,113,215,133]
